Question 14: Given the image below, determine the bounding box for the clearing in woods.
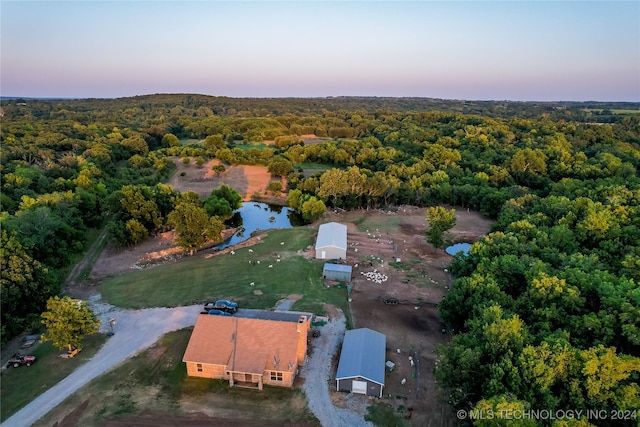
[58,156,493,426]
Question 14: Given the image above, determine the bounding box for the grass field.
[32,329,318,427]
[0,334,107,422]
[178,139,202,146]
[351,214,404,234]
[294,162,333,171]
[99,227,351,318]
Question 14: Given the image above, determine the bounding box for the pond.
[215,202,304,250]
[445,242,472,256]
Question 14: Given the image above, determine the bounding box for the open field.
[32,329,319,427]
[167,158,284,201]
[98,228,351,318]
[0,334,107,422]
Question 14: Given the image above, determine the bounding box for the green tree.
[286,189,303,210]
[168,199,224,255]
[210,184,242,210]
[203,196,233,219]
[161,133,179,147]
[267,157,294,177]
[300,196,326,221]
[203,134,225,150]
[425,206,457,249]
[41,296,100,351]
[0,230,58,344]
[267,180,283,193]
[473,394,537,427]
[211,164,226,176]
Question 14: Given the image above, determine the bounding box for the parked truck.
[203,300,238,314]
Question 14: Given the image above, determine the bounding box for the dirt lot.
[320,207,491,426]
[167,158,285,201]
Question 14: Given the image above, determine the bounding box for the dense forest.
[1,95,639,425]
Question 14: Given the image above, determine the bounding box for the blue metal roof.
[323,264,352,273]
[336,328,386,386]
[315,222,347,250]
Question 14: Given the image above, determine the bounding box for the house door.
[352,380,367,395]
[321,251,326,259]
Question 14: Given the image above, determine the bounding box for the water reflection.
[215,202,303,250]
[445,242,471,256]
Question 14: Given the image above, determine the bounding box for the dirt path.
[0,296,202,427]
[300,310,373,427]
[64,228,109,288]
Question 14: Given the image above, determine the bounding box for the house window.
[270,371,283,381]
[196,363,203,372]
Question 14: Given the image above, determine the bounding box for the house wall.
[296,317,310,366]
[315,246,346,260]
[186,362,228,379]
[337,376,383,398]
[262,369,295,387]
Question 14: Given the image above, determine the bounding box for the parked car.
[7,353,36,368]
[208,309,232,316]
[214,300,238,313]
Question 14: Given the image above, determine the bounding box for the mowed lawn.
[1,334,107,422]
[99,227,350,316]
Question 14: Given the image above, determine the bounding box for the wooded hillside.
[1,95,638,425]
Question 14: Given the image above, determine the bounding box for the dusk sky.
[1,1,638,102]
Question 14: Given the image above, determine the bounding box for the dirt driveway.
[0,297,202,427]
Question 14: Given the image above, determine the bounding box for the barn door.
[352,380,367,394]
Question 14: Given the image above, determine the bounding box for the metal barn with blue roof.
[323,263,352,283]
[336,328,386,397]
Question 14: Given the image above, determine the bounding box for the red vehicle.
[7,353,36,368]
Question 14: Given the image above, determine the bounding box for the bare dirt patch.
[167,158,285,201]
[319,206,492,426]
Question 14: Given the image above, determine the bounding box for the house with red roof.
[182,309,311,390]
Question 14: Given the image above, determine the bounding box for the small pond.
[445,242,472,256]
[215,202,304,250]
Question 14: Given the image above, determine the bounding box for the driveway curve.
[1,295,202,427]
[300,312,373,427]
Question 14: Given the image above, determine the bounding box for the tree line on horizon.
[1,95,638,425]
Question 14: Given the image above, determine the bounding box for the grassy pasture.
[294,162,333,171]
[99,227,351,317]
[351,213,404,234]
[178,139,202,146]
[0,334,107,422]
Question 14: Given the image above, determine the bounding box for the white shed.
[315,222,347,260]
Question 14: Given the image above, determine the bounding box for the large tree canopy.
[41,296,100,351]
[168,192,225,254]
[425,206,457,249]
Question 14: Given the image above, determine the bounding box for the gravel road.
[1,295,202,427]
[300,312,373,427]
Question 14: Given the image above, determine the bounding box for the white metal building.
[315,222,347,260]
